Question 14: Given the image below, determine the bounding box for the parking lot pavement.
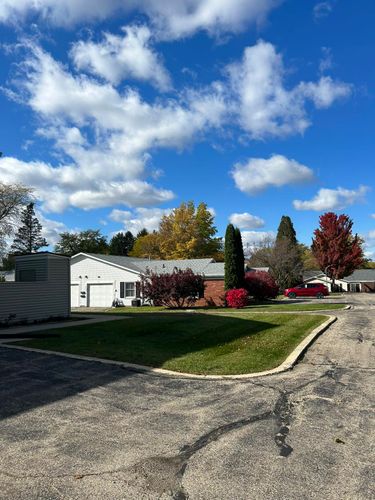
[0,294,374,499]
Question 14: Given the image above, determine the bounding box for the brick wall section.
[196,279,226,307]
[362,282,375,293]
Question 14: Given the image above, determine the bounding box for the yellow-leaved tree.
[159,201,221,259]
[129,232,163,259]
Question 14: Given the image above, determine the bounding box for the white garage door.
[71,284,80,308]
[88,283,113,307]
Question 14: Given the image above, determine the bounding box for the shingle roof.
[139,258,214,275]
[77,253,215,275]
[303,270,323,281]
[303,268,375,283]
[343,269,375,282]
[73,254,277,279]
[204,262,224,277]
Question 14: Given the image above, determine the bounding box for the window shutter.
[120,282,125,299]
[136,282,141,298]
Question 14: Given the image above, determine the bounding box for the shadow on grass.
[14,312,278,368]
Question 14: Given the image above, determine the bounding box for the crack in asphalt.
[0,410,274,499]
[273,391,294,457]
[1,364,349,500]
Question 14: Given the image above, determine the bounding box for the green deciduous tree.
[129,232,163,259]
[11,203,48,254]
[109,231,135,256]
[55,229,108,256]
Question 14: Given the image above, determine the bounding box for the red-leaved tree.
[141,268,205,308]
[312,212,364,289]
[244,271,279,300]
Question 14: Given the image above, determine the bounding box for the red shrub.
[141,268,205,308]
[244,271,278,300]
[225,288,249,308]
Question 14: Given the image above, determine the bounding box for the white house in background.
[303,269,375,293]
[71,253,269,308]
[70,253,225,308]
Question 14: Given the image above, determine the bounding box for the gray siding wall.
[0,254,70,324]
[0,281,70,322]
[15,256,48,281]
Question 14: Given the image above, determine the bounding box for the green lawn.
[72,302,345,315]
[14,312,327,375]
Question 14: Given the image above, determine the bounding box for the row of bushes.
[140,268,278,308]
[226,271,278,308]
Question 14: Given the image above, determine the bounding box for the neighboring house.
[0,252,71,324]
[71,253,270,308]
[303,269,375,293]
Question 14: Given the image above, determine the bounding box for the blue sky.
[0,0,374,257]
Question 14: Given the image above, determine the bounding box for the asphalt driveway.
[0,294,374,499]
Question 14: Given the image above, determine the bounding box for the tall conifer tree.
[224,224,244,290]
[276,215,297,245]
[234,227,245,286]
[11,203,48,254]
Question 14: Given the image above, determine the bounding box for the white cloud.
[0,0,280,38]
[232,155,314,195]
[229,212,265,229]
[293,186,369,211]
[297,76,351,109]
[139,0,280,40]
[71,25,171,90]
[370,214,375,219]
[362,231,375,261]
[0,42,227,212]
[36,211,68,246]
[319,46,333,73]
[1,40,352,214]
[109,207,172,233]
[0,157,174,212]
[70,182,174,210]
[313,2,333,20]
[241,230,275,251]
[227,40,351,138]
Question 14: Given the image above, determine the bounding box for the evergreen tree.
[11,203,48,254]
[276,215,297,245]
[225,224,240,290]
[109,231,135,256]
[136,228,149,239]
[274,215,303,287]
[234,227,245,286]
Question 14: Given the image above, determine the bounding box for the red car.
[284,283,329,299]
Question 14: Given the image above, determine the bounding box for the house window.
[120,282,135,298]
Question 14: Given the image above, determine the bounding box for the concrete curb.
[1,315,337,380]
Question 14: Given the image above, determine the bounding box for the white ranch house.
[70,253,227,308]
[303,269,375,293]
